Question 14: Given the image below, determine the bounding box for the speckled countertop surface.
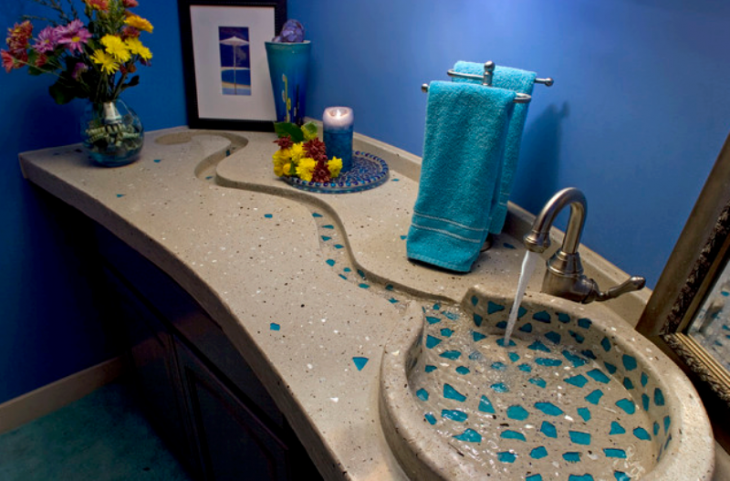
[19,126,682,481]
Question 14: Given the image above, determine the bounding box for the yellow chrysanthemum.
[124,14,154,33]
[290,142,304,164]
[272,148,291,177]
[91,49,119,74]
[101,35,131,62]
[124,37,152,60]
[327,157,343,178]
[296,158,317,182]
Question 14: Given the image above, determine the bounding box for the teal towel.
[453,61,537,235]
[407,81,516,272]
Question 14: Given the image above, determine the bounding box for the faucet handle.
[594,276,646,302]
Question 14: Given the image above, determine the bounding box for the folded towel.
[453,61,537,235]
[406,81,516,272]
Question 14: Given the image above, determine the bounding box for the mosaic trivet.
[282,151,388,194]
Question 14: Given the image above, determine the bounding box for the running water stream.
[502,250,540,344]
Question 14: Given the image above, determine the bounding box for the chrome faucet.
[523,187,645,303]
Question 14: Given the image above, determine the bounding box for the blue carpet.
[0,379,193,481]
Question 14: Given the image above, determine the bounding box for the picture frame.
[637,131,730,449]
[178,0,287,131]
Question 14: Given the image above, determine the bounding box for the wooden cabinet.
[96,226,321,481]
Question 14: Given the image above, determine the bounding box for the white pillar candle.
[323,107,354,172]
[323,107,354,130]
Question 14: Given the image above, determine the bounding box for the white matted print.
[190,6,275,121]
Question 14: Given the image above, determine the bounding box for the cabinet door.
[103,267,202,478]
[175,338,296,481]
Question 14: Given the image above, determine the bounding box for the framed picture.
[178,0,287,131]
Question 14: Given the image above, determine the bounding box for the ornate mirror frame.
[637,132,730,449]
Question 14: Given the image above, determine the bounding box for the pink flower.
[58,20,91,54]
[123,0,139,7]
[33,26,60,54]
[72,61,88,80]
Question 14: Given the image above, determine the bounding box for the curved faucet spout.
[524,187,587,255]
[522,187,645,304]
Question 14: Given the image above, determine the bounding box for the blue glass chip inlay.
[654,388,665,406]
[601,337,612,352]
[565,375,588,388]
[609,421,626,435]
[442,409,468,422]
[577,407,591,422]
[563,350,587,367]
[557,313,571,323]
[479,395,496,414]
[569,431,591,445]
[604,362,618,374]
[533,311,551,323]
[507,405,530,421]
[586,369,610,384]
[535,402,563,416]
[585,390,604,405]
[622,354,638,371]
[501,430,526,441]
[497,451,516,463]
[545,332,561,344]
[540,421,557,438]
[453,428,482,443]
[577,318,592,329]
[473,314,483,327]
[491,382,509,393]
[472,331,487,342]
[416,389,429,401]
[563,452,581,463]
[444,384,466,402]
[616,399,636,414]
[487,301,505,314]
[530,447,548,460]
[604,448,627,459]
[530,377,547,388]
[455,366,470,375]
[425,413,437,425]
[528,340,551,352]
[426,335,442,349]
[633,427,651,441]
[439,350,461,360]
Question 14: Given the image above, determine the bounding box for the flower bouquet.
[272,121,342,183]
[2,0,154,166]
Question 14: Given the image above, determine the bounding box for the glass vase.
[80,98,144,167]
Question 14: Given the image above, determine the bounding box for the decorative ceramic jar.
[80,99,144,167]
[265,41,311,126]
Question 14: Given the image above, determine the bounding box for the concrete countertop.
[23,126,712,481]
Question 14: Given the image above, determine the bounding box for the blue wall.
[290,0,730,288]
[0,0,184,404]
[2,0,729,403]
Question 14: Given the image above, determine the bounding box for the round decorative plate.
[282,151,389,194]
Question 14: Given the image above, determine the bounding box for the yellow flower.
[290,142,304,164]
[101,35,131,62]
[296,158,317,182]
[124,37,152,60]
[91,49,119,74]
[328,157,343,178]
[124,14,154,33]
[272,148,291,177]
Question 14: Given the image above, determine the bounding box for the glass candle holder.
[323,107,354,172]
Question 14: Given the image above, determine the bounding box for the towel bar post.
[482,61,495,86]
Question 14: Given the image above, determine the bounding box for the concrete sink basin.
[380,287,715,481]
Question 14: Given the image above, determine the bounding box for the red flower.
[303,138,327,162]
[123,0,139,7]
[311,158,331,183]
[34,53,47,67]
[1,49,25,72]
[6,21,32,52]
[274,136,293,149]
[121,26,140,39]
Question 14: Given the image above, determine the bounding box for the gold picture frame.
[637,132,730,449]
